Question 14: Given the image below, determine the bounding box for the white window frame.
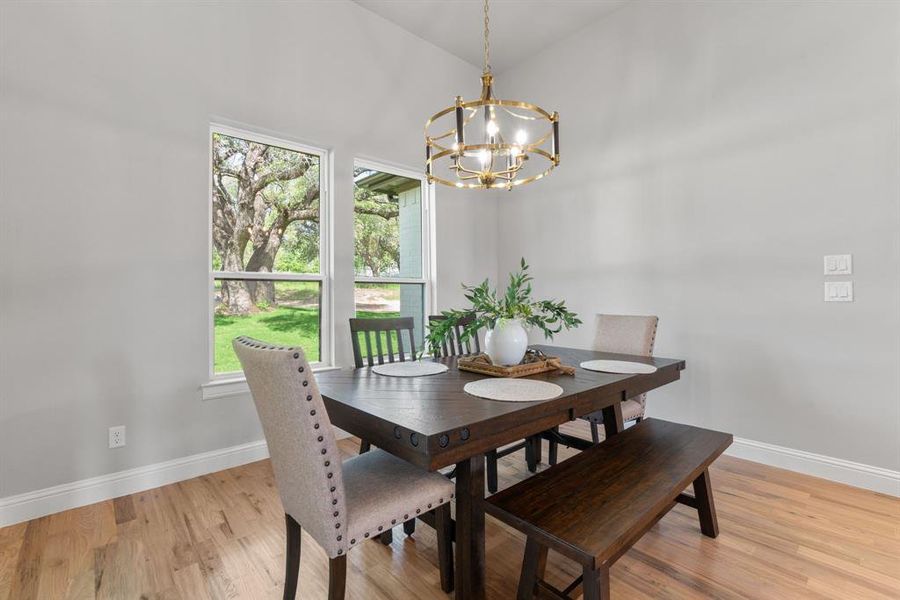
[353,158,437,338]
[205,123,334,394]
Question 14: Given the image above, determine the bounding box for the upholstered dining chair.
[428,313,540,494]
[233,336,455,599]
[547,314,659,465]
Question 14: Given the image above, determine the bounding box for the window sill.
[201,365,341,401]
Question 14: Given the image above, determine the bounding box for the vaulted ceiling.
[353,0,629,74]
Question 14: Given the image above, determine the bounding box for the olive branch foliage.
[424,258,581,357]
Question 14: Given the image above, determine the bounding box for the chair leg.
[379,529,393,545]
[516,537,548,600]
[328,555,347,600]
[283,514,302,600]
[582,565,610,600]
[590,422,600,444]
[435,503,455,593]
[403,518,416,536]
[486,450,499,494]
[693,469,719,538]
[525,436,537,473]
[533,435,542,464]
[358,439,371,454]
[548,427,559,466]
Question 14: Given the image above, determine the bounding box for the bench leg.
[582,565,610,600]
[693,469,719,538]
[358,439,371,454]
[516,537,548,600]
[403,519,416,536]
[379,529,393,545]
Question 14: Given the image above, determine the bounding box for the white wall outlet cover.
[824,281,853,302]
[108,426,126,448]
[824,254,852,275]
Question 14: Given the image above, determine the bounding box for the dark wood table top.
[318,344,686,471]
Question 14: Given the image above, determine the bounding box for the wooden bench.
[485,418,733,600]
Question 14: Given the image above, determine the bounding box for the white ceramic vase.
[485,319,528,366]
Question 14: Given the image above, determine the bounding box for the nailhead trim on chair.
[340,491,456,549]
[234,337,349,555]
[235,337,460,558]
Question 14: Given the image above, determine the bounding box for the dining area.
[234,294,731,599]
[2,1,898,599]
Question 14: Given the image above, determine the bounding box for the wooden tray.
[457,352,575,378]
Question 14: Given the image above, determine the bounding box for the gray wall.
[495,0,900,470]
[0,1,497,498]
[2,0,895,504]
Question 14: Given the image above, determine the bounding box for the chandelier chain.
[483,0,490,74]
[423,0,559,189]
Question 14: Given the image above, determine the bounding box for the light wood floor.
[2,422,899,600]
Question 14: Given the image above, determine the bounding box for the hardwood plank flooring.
[1,421,898,599]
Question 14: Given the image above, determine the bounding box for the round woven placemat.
[371,361,449,377]
[579,359,657,374]
[463,378,563,402]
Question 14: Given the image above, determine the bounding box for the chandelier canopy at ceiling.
[424,0,559,190]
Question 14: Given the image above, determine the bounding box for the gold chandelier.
[424,0,559,190]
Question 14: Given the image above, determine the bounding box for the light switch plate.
[824,254,852,275]
[824,281,853,302]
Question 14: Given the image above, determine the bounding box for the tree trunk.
[244,212,287,307]
[220,280,255,314]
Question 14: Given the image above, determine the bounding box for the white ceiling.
[354,0,629,74]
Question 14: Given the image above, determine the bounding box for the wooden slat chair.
[428,312,482,356]
[487,419,732,600]
[233,337,454,600]
[547,314,659,464]
[349,316,419,543]
[350,316,417,456]
[428,314,541,494]
[350,316,418,369]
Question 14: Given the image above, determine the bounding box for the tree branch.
[252,158,315,195]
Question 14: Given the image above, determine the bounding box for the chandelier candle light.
[424,0,560,190]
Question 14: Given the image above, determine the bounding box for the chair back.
[428,313,482,357]
[232,337,347,558]
[349,317,417,368]
[594,314,659,419]
[594,314,658,356]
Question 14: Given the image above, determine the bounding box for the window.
[210,125,330,377]
[353,161,433,353]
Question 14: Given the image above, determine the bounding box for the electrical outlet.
[109,425,126,448]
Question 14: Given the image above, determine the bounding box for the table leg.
[455,455,486,600]
[601,400,625,438]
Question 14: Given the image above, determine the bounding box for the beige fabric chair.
[582,314,659,438]
[233,336,455,599]
[547,314,660,464]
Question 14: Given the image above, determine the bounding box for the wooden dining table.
[316,344,686,600]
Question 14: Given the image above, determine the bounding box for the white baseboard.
[727,437,900,497]
[0,440,270,528]
[2,432,896,528]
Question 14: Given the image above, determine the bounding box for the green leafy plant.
[425,258,581,356]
